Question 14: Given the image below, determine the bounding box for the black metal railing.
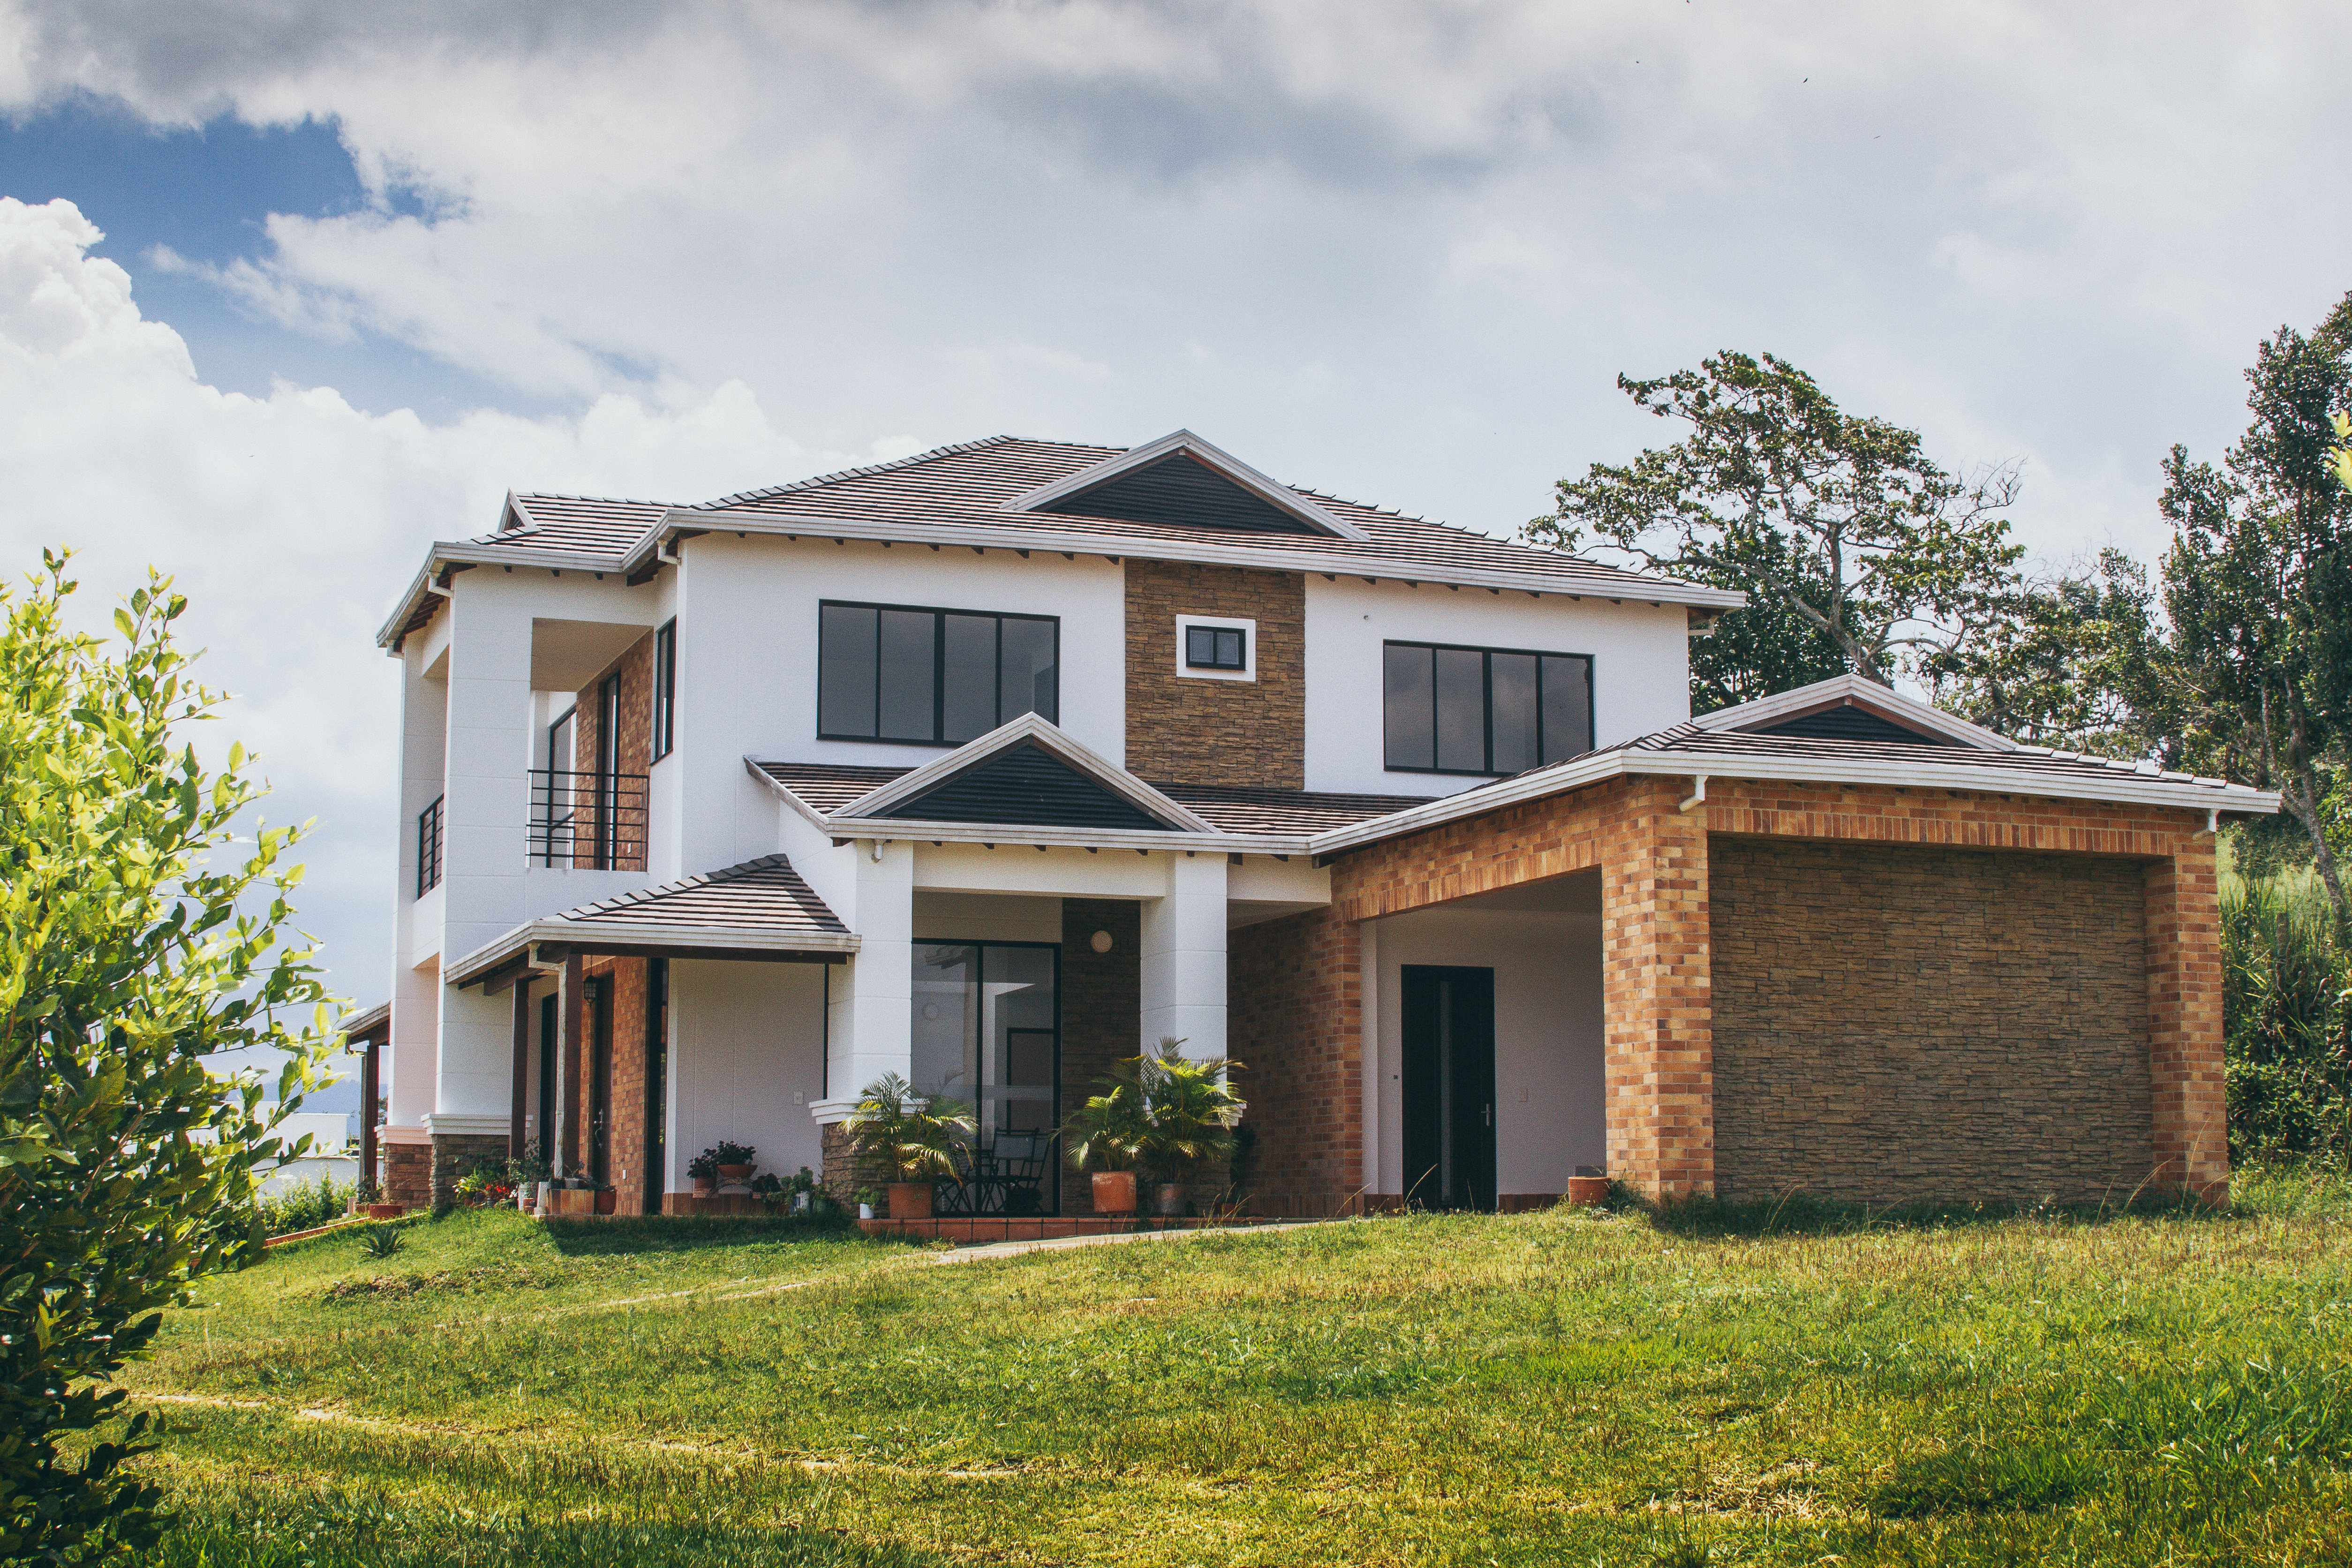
[528,769,649,871]
[416,795,444,897]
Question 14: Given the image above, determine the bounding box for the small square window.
[1186,625,1247,670]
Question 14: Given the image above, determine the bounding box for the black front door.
[1401,965,1497,1211]
[588,974,613,1186]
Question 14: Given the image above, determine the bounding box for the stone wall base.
[383,1141,431,1208]
[430,1132,512,1210]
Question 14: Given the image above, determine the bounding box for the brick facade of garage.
[1238,773,2230,1209]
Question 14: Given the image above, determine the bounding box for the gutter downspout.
[1679,775,1709,814]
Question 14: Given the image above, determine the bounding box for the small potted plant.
[687,1149,719,1198]
[853,1187,881,1221]
[712,1140,758,1189]
[845,1072,973,1221]
[594,1182,618,1216]
[1061,1062,1150,1217]
[1133,1038,1247,1218]
[750,1171,784,1211]
[508,1141,551,1212]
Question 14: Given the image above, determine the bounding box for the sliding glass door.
[911,941,1060,1210]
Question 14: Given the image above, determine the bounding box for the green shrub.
[2221,864,2352,1158]
[256,1172,358,1238]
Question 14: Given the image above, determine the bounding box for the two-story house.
[366,430,2269,1217]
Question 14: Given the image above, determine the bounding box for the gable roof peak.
[1689,673,2018,752]
[829,711,1217,833]
[997,429,1371,542]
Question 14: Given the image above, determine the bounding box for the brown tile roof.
[1153,781,1442,835]
[500,493,670,558]
[754,759,1444,837]
[548,854,849,936]
[1589,722,2254,796]
[691,437,1700,601]
[754,761,915,812]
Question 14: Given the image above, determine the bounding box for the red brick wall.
[1229,906,1362,1214]
[1600,776,1713,1197]
[2146,842,2228,1199]
[582,956,656,1214]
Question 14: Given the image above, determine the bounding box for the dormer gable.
[1688,673,2018,751]
[831,712,1216,833]
[998,430,1370,542]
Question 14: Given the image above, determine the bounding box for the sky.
[1,0,2348,1085]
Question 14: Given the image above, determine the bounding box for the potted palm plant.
[1061,1062,1150,1217]
[845,1072,973,1221]
[1134,1037,1247,1217]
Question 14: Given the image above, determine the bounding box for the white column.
[815,837,913,1118]
[387,636,447,1134]
[431,576,535,1124]
[1140,852,1228,1057]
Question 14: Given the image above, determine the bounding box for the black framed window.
[1184,625,1246,671]
[819,601,1058,745]
[651,618,677,761]
[1383,641,1593,776]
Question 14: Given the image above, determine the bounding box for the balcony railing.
[529,769,649,872]
[416,794,444,897]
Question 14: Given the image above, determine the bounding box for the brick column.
[2146,841,2228,1201]
[1602,776,1713,1198]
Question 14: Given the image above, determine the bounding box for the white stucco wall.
[1301,575,1692,796]
[670,534,1127,880]
[668,958,829,1190]
[1362,906,1605,1197]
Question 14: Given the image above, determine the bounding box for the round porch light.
[1089,930,1114,954]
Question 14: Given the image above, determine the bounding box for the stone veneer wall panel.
[1710,837,2153,1204]
[1123,560,1304,788]
[1229,907,1362,1214]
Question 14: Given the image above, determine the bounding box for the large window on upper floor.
[1383,641,1593,776]
[819,601,1059,746]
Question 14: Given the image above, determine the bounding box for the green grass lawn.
[125,1168,2352,1567]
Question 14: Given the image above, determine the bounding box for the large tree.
[0,554,339,1564]
[2151,294,2352,913]
[1917,548,2161,756]
[1527,351,2025,711]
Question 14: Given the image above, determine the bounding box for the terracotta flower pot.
[1153,1182,1186,1217]
[1091,1170,1138,1215]
[888,1181,934,1221]
[692,1176,716,1197]
[595,1189,617,1215]
[1566,1176,1611,1207]
[717,1163,753,1185]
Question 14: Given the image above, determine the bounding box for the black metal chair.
[935,1128,1053,1216]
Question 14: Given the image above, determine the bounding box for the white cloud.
[0,195,873,1001]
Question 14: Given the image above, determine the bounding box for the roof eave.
[628,508,1747,610]
[821,815,1312,856]
[446,919,860,988]
[1303,750,2282,857]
